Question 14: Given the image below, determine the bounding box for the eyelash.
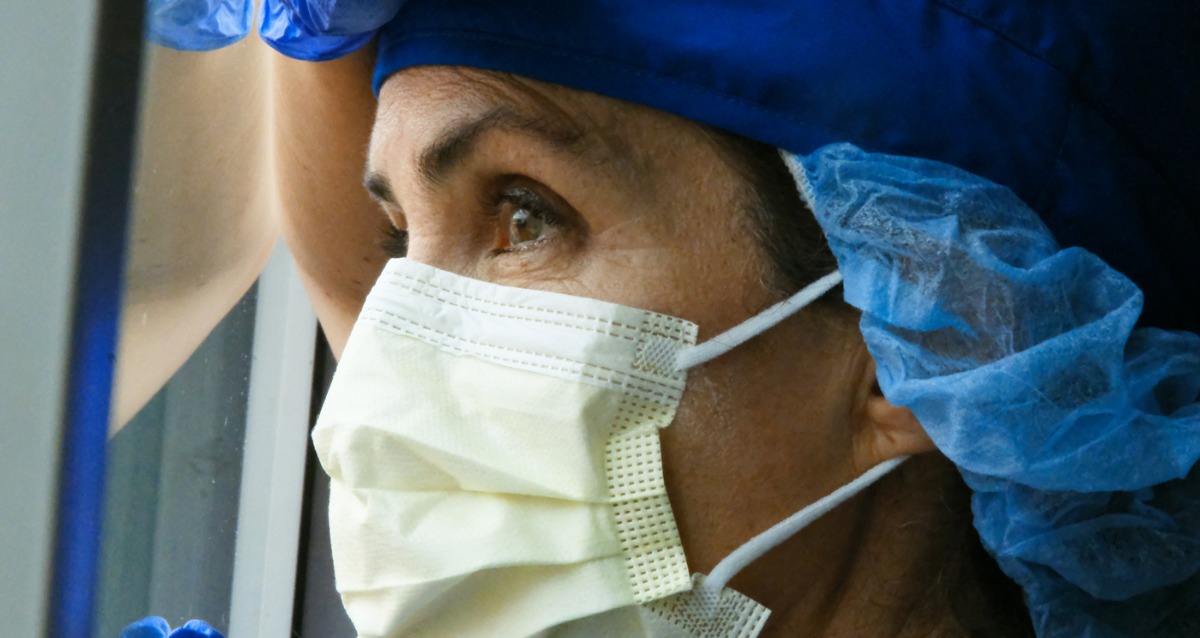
[380,221,408,258]
[377,184,567,259]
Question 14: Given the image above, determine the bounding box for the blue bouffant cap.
[791,143,1200,637]
[370,0,1200,335]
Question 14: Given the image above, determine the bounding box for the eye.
[496,186,560,251]
[509,207,546,246]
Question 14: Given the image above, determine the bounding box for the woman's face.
[368,66,773,331]
[366,66,920,610]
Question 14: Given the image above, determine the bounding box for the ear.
[852,358,936,471]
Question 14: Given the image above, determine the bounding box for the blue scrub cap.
[361,0,1200,336]
[790,143,1200,637]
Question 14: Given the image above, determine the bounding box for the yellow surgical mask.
[313,257,897,637]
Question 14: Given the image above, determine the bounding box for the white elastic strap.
[700,455,909,593]
[674,271,843,371]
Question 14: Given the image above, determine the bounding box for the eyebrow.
[363,106,595,208]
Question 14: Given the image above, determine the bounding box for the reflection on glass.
[111,36,274,431]
[100,13,277,636]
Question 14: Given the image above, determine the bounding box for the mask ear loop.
[673,271,844,371]
[699,455,909,594]
[682,149,889,596]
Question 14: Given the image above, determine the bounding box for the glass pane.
[97,288,256,635]
[94,14,310,636]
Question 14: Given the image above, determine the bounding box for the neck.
[728,453,1030,637]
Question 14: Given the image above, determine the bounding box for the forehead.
[368,66,717,183]
[376,67,613,131]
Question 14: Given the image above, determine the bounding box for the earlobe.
[854,361,937,470]
[865,394,934,454]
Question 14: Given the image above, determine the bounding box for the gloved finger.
[146,0,253,51]
[169,619,226,638]
[119,616,170,638]
[259,0,375,61]
[284,0,406,35]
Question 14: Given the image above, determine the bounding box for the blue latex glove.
[119,616,226,638]
[259,0,405,61]
[146,0,253,51]
[283,0,406,34]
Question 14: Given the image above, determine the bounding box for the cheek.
[558,218,699,316]
[687,220,776,336]
[561,202,769,334]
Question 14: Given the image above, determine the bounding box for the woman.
[128,1,1200,636]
